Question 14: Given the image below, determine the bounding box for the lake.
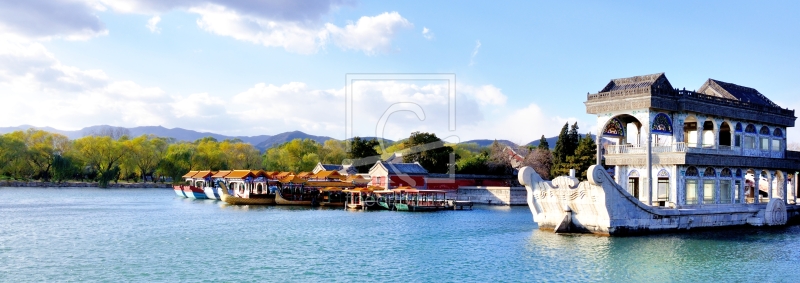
[1,187,799,282]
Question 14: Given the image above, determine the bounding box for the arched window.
[704,167,716,177]
[759,126,770,151]
[651,113,673,135]
[685,166,699,204]
[735,169,742,177]
[602,118,625,137]
[685,166,699,177]
[735,123,743,132]
[774,128,783,137]
[745,124,756,133]
[703,167,716,204]
[628,170,640,198]
[744,124,757,149]
[719,168,733,204]
[759,126,770,135]
[657,169,670,204]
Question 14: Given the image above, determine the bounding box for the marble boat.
[520,73,800,236]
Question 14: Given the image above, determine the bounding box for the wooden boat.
[275,189,314,205]
[319,187,346,207]
[173,185,187,197]
[218,181,275,205]
[344,187,380,210]
[393,189,448,212]
[181,185,208,199]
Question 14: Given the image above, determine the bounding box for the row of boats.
[173,169,465,211]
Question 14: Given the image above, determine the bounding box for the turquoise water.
[2,187,800,282]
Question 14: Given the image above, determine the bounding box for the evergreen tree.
[567,122,580,154]
[536,135,549,151]
[550,123,570,177]
[565,133,598,180]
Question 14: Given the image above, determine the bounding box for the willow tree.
[74,135,127,187]
[127,135,169,182]
[220,140,262,170]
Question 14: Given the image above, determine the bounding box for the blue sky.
[1,1,798,144]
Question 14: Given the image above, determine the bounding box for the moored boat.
[393,189,448,212]
[218,180,275,205]
[275,175,316,205]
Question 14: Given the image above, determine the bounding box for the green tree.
[536,135,550,150]
[74,135,127,188]
[52,154,79,183]
[348,137,380,173]
[0,134,28,179]
[402,132,454,174]
[262,139,321,172]
[319,139,347,165]
[127,135,169,182]
[565,133,597,180]
[567,122,580,154]
[220,140,262,170]
[456,153,489,174]
[551,123,570,177]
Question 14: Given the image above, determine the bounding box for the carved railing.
[604,142,743,156]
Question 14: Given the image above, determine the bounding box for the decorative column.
[596,134,602,165]
[697,118,705,148]
[646,129,653,206]
[767,171,773,200]
[783,174,788,205]
[754,173,760,205]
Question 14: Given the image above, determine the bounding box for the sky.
[1,0,799,145]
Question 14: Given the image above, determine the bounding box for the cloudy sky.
[1,1,799,144]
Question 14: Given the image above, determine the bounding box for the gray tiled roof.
[698,79,777,107]
[375,161,428,174]
[320,164,343,171]
[600,73,672,92]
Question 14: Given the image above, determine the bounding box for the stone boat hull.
[518,165,799,236]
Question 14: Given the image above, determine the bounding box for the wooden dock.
[449,199,473,210]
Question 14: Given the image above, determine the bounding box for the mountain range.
[0,125,570,151]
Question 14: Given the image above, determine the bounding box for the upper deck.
[588,73,800,171]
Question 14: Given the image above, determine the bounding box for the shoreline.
[0,180,172,188]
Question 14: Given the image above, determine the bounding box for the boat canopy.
[280,176,307,184]
[226,170,255,179]
[182,171,199,178]
[211,170,232,178]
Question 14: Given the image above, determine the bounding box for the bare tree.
[521,148,553,180]
[789,142,800,151]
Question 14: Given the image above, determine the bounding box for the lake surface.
[2,187,800,282]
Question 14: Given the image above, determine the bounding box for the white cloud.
[189,4,327,54]
[189,6,412,55]
[469,40,481,66]
[0,0,108,41]
[422,27,434,40]
[326,12,413,55]
[460,84,507,105]
[146,15,161,33]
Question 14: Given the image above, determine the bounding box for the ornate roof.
[599,73,673,93]
[698,79,777,107]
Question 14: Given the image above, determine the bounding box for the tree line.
[0,124,597,187]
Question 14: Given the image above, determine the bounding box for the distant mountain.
[461,139,518,148]
[254,131,333,150]
[0,125,336,151]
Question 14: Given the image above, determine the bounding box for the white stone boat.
[520,73,800,236]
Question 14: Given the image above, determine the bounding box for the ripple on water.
[2,187,800,282]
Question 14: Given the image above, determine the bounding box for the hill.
[254,131,333,150]
[460,139,518,148]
